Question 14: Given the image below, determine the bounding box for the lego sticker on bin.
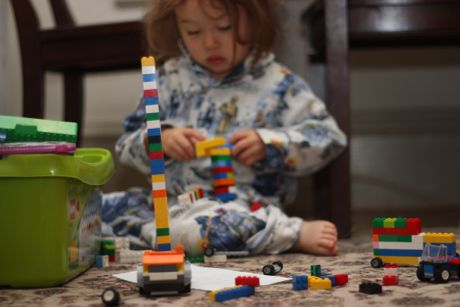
[68,199,80,221]
[77,192,101,266]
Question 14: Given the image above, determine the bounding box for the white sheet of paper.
[113,264,290,291]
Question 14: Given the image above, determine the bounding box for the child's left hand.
[230,129,266,166]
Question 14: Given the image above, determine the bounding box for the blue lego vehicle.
[416,243,460,283]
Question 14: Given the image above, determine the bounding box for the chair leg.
[313,0,351,239]
[314,151,351,238]
[63,72,84,146]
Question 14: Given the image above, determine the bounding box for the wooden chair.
[303,0,460,238]
[10,0,145,144]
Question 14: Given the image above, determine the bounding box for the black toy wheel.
[204,247,215,257]
[262,264,275,275]
[273,260,283,270]
[370,257,384,268]
[416,266,429,282]
[101,287,121,306]
[434,268,450,283]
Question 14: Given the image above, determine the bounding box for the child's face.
[175,0,251,80]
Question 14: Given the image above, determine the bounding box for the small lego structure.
[101,287,122,306]
[359,281,382,294]
[235,276,260,287]
[210,285,255,302]
[416,242,460,283]
[262,261,283,275]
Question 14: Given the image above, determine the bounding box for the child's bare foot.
[290,221,338,256]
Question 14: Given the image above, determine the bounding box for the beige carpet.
[1,211,459,307]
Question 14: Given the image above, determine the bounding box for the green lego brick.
[0,115,77,143]
[310,264,321,277]
[372,217,385,228]
[395,217,407,228]
[145,113,160,121]
[156,228,170,236]
[149,143,163,152]
[383,218,397,228]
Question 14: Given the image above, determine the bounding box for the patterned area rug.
[1,223,459,306]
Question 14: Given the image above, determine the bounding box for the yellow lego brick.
[208,147,231,156]
[151,174,166,184]
[308,276,332,290]
[195,137,226,157]
[209,291,216,301]
[157,235,172,244]
[141,56,155,66]
[380,255,419,266]
[423,232,456,243]
[383,218,397,228]
[153,197,170,228]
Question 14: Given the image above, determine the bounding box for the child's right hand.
[161,128,205,161]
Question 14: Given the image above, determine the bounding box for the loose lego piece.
[310,264,321,276]
[292,275,308,290]
[262,261,283,275]
[210,285,255,302]
[359,281,382,294]
[100,239,116,262]
[235,276,260,287]
[101,287,122,306]
[204,254,227,263]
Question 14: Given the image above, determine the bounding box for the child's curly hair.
[144,0,281,64]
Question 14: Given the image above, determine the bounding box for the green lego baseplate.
[0,115,78,143]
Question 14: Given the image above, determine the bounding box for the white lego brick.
[204,254,227,263]
[143,81,158,91]
[142,66,155,75]
[147,272,180,281]
[374,241,424,250]
[147,120,160,129]
[152,181,166,190]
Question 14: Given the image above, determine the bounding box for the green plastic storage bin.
[0,148,114,288]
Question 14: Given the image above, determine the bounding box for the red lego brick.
[383,275,399,286]
[333,274,349,286]
[235,276,260,287]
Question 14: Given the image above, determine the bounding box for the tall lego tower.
[137,57,191,296]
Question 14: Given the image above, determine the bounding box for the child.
[103,0,347,256]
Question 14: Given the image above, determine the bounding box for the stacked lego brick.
[195,137,237,202]
[142,56,171,252]
[372,217,424,265]
[382,264,399,286]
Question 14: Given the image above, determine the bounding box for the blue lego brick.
[423,264,434,277]
[143,73,156,82]
[147,127,161,137]
[215,193,237,201]
[213,285,255,302]
[292,275,308,290]
[211,160,233,167]
[144,97,159,105]
[156,243,172,251]
[374,248,423,257]
[212,172,233,180]
[150,159,165,174]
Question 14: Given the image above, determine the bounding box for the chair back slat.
[49,0,75,27]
